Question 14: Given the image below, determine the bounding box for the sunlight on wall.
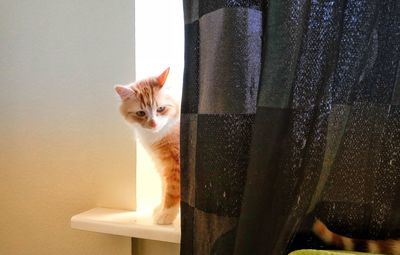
[135,0,184,213]
[135,0,184,97]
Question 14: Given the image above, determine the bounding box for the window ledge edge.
[70,207,181,243]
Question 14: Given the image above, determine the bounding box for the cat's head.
[114,68,179,132]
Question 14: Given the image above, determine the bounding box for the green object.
[288,250,381,255]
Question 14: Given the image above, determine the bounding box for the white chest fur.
[133,119,178,146]
[132,119,178,174]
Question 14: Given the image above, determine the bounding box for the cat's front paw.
[153,206,179,225]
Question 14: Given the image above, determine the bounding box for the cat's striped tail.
[313,219,400,255]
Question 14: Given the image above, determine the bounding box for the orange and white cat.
[114,68,180,225]
[313,219,400,255]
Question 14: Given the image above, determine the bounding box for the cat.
[313,219,400,255]
[114,67,180,225]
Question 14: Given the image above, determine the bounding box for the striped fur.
[313,219,400,255]
[151,124,180,224]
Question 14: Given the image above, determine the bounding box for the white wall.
[0,0,135,254]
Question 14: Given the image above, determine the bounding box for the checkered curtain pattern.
[180,0,400,254]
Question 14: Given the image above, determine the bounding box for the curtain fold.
[181,0,400,254]
[181,2,265,254]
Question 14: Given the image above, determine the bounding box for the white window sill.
[70,207,181,243]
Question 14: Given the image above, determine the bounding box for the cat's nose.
[149,120,157,129]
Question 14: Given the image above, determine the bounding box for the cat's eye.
[157,106,166,113]
[136,111,146,117]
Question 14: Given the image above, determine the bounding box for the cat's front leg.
[153,172,180,225]
[153,203,179,225]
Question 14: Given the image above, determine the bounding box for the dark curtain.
[180,0,400,254]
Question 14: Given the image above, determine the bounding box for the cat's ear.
[114,85,134,100]
[156,67,170,87]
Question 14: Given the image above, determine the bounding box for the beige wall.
[0,0,135,254]
[133,240,180,255]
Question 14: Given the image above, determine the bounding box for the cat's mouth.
[144,125,163,132]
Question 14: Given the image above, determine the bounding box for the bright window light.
[135,0,184,213]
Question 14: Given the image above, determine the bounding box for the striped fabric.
[181,0,400,254]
